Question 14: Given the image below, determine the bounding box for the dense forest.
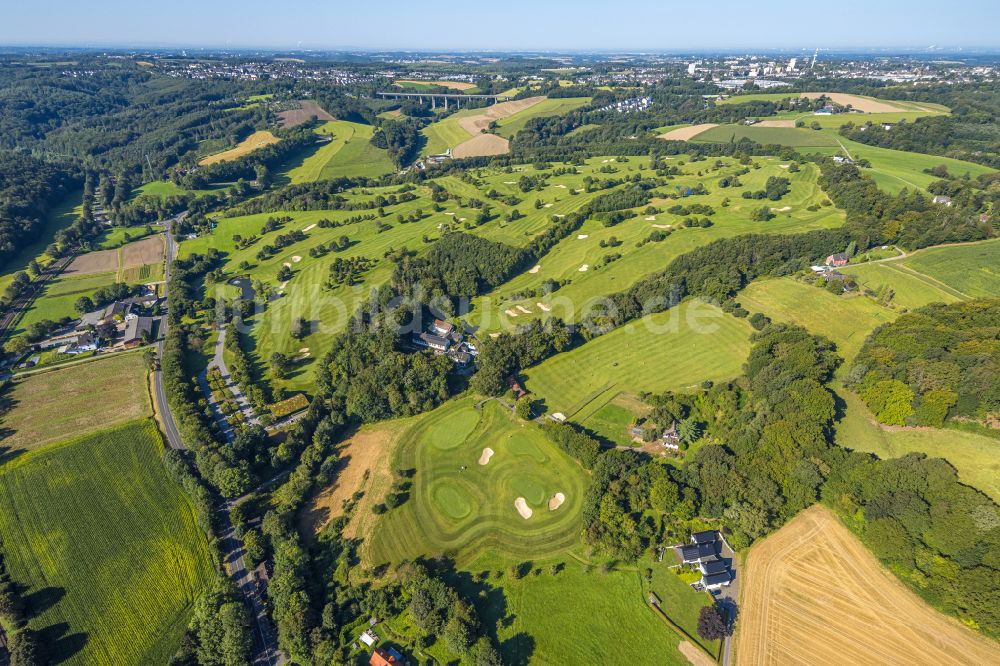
[0,152,76,265]
[849,299,1000,427]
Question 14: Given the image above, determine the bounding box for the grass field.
[0,351,152,455]
[900,239,1000,297]
[181,155,841,392]
[13,270,118,335]
[834,386,1000,502]
[735,504,1000,666]
[366,399,590,565]
[691,124,839,147]
[522,300,753,420]
[452,551,696,666]
[198,130,280,165]
[847,261,962,310]
[738,277,898,363]
[0,419,214,665]
[717,92,948,114]
[494,97,590,138]
[468,157,844,331]
[808,136,996,194]
[131,180,227,199]
[282,120,395,183]
[581,392,650,446]
[420,110,481,156]
[0,189,82,295]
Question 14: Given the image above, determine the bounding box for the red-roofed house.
[370,647,405,666]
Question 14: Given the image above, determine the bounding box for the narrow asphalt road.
[152,213,286,664]
[153,216,185,451]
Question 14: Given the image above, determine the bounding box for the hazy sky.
[3,0,998,51]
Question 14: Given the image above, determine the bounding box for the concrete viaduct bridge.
[376,91,513,110]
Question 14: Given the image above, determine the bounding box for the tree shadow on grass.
[500,632,536,666]
[36,621,88,664]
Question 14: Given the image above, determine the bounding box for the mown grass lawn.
[0,419,214,665]
[494,97,591,138]
[737,277,899,365]
[366,399,589,565]
[523,300,753,419]
[14,270,118,335]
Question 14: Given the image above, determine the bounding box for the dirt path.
[735,504,1000,665]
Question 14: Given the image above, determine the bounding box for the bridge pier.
[431,96,436,109]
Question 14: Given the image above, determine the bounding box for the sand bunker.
[478,447,494,465]
[645,216,657,221]
[283,262,292,268]
[516,305,531,314]
[659,123,717,141]
[453,133,510,158]
[548,492,566,510]
[529,264,541,274]
[772,206,792,212]
[298,347,309,354]
[578,264,589,272]
[755,119,796,128]
[514,497,533,519]
[577,234,589,240]
[536,302,551,312]
[652,224,672,229]
[291,255,302,263]
[505,309,519,317]
[303,223,317,232]
[544,203,553,208]
[504,180,516,184]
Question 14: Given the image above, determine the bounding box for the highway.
[152,213,286,664]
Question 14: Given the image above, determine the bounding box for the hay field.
[523,300,753,419]
[278,100,335,128]
[0,351,152,454]
[365,399,589,566]
[453,133,509,157]
[198,130,280,165]
[66,247,118,275]
[659,123,716,140]
[800,92,915,113]
[395,79,475,91]
[299,418,415,537]
[735,504,1000,666]
[0,419,214,665]
[456,96,546,135]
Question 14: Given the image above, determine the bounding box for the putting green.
[428,405,481,450]
[432,483,474,520]
[365,399,588,566]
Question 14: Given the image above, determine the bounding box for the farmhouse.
[431,319,455,337]
[57,331,98,355]
[412,332,450,352]
[702,571,733,590]
[825,253,849,267]
[677,542,716,564]
[370,646,405,666]
[122,316,154,348]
